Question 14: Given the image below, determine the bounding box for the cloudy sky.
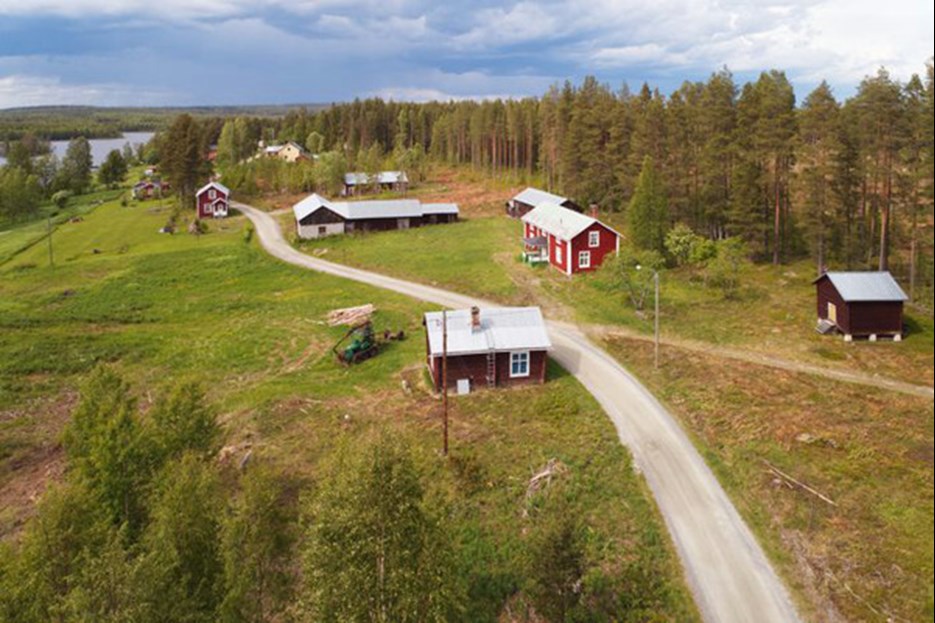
[0,0,931,108]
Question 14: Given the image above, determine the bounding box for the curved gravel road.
[236,202,802,623]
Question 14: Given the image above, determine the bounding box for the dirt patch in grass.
[604,335,934,623]
[0,390,76,540]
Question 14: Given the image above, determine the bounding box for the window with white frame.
[209,189,217,200]
[589,230,600,247]
[510,351,530,377]
[555,244,562,264]
[579,250,591,268]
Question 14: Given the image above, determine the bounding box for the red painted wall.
[569,222,618,273]
[196,187,229,219]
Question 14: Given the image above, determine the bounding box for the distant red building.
[521,202,620,274]
[195,181,230,219]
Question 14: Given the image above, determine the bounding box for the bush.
[703,237,749,299]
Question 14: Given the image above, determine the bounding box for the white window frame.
[209,189,217,200]
[555,243,563,264]
[578,250,591,269]
[509,351,530,378]
[589,230,600,247]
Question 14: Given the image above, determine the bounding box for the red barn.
[521,202,620,275]
[813,271,908,341]
[195,181,230,219]
[423,306,551,393]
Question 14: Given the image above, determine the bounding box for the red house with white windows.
[521,202,621,275]
[195,181,230,219]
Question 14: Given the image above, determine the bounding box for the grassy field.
[0,192,699,620]
[604,336,934,623]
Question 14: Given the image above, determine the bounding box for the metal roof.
[292,194,457,222]
[421,202,460,215]
[196,181,229,197]
[424,307,551,357]
[344,171,409,185]
[818,271,908,302]
[513,187,567,207]
[521,201,622,241]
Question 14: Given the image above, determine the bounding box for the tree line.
[248,64,933,285]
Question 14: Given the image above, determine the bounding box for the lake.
[0,131,155,167]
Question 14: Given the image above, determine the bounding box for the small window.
[579,251,591,269]
[555,244,563,264]
[318,225,327,235]
[589,230,600,247]
[510,351,530,378]
[209,189,216,200]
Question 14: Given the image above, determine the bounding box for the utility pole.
[441,310,449,457]
[654,270,660,369]
[47,216,54,268]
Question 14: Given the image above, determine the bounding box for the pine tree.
[303,435,463,622]
[219,465,295,623]
[798,82,843,275]
[627,156,670,253]
[161,114,211,206]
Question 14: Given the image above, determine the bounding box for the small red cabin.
[196,181,230,219]
[813,271,907,341]
[423,306,551,393]
[521,202,620,274]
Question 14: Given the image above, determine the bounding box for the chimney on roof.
[470,306,481,331]
[589,203,599,218]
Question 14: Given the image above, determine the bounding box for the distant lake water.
[0,131,155,167]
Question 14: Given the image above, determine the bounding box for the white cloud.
[0,74,171,108]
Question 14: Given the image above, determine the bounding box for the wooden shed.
[813,271,908,341]
[423,307,551,393]
[506,187,581,218]
[292,193,458,239]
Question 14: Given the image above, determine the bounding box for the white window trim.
[509,351,530,378]
[589,230,600,247]
[579,250,591,269]
[209,189,216,200]
[555,243,563,265]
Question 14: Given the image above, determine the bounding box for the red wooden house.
[521,202,621,275]
[195,181,230,219]
[423,306,551,393]
[813,271,907,341]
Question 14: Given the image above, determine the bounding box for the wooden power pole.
[441,310,449,456]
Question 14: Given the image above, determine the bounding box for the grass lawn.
[0,190,698,620]
[605,335,934,623]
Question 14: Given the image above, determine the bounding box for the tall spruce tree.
[627,156,670,254]
[161,114,211,207]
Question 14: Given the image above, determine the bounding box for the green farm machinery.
[327,304,404,366]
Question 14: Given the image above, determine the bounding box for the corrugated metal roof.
[292,194,457,221]
[421,202,460,215]
[819,271,908,302]
[344,171,409,185]
[424,307,551,357]
[521,201,614,241]
[196,181,229,197]
[513,187,567,207]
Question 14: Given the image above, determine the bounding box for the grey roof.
[424,307,551,357]
[344,171,409,185]
[196,181,229,197]
[421,202,460,215]
[818,271,908,302]
[513,187,567,207]
[521,201,621,241]
[293,193,457,222]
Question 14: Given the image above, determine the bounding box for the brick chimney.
[470,306,481,331]
[589,203,599,218]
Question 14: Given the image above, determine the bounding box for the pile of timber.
[326,304,375,327]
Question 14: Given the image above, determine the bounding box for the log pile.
[326,304,375,327]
